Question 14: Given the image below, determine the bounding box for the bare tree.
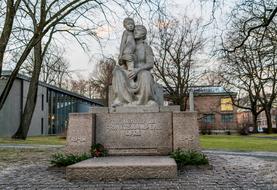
[201,70,223,86]
[88,57,115,106]
[11,0,106,139]
[65,57,116,104]
[0,0,101,111]
[220,0,277,133]
[69,77,89,96]
[200,0,277,52]
[227,0,277,52]
[51,58,71,88]
[21,45,70,87]
[151,16,204,110]
[220,47,264,133]
[12,0,51,139]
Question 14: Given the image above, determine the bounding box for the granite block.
[173,111,200,151]
[65,113,95,154]
[66,156,177,180]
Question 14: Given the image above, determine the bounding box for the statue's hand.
[118,58,123,65]
[128,69,139,79]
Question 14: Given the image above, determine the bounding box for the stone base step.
[66,156,177,181]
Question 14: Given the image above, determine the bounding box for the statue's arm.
[128,44,154,79]
[119,31,127,58]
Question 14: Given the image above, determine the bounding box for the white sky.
[60,0,236,78]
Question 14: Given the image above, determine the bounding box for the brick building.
[237,111,253,126]
[237,109,277,132]
[188,86,238,134]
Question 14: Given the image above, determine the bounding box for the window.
[221,113,234,123]
[41,118,44,135]
[221,98,233,111]
[46,89,49,103]
[41,94,44,111]
[202,114,215,124]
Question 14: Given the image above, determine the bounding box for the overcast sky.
[61,0,235,78]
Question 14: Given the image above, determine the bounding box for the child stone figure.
[118,18,136,73]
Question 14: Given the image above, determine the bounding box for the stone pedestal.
[65,106,199,180]
[65,113,95,154]
[66,106,199,155]
[66,156,177,181]
[173,111,200,151]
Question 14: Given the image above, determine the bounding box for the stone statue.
[118,18,136,73]
[112,21,163,107]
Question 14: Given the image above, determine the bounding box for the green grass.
[0,136,66,145]
[200,134,277,152]
[251,133,277,137]
[1,134,277,152]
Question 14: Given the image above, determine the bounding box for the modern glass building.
[46,87,101,135]
[0,72,102,137]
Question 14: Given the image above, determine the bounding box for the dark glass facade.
[47,89,99,135]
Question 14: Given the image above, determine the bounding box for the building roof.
[1,71,103,106]
[189,86,236,96]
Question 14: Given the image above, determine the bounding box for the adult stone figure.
[112,24,162,107]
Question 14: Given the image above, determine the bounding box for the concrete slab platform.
[66,156,177,181]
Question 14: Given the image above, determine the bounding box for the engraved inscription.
[96,112,172,154]
[69,128,88,143]
[70,136,87,143]
[105,118,162,137]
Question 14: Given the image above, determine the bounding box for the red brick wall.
[187,95,238,130]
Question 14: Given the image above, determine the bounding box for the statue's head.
[134,25,147,40]
[123,17,135,31]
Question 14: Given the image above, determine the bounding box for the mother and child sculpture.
[112,18,163,107]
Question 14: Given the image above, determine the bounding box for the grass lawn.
[251,133,277,137]
[0,136,66,145]
[200,134,277,152]
[1,134,277,152]
[0,148,63,169]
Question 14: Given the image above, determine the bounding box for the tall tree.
[88,57,115,106]
[220,0,277,133]
[152,16,204,110]
[0,0,100,110]
[12,0,49,139]
[220,45,265,133]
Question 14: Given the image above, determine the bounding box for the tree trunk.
[0,0,18,77]
[12,40,42,139]
[251,113,258,133]
[178,97,185,111]
[0,35,38,110]
[264,107,273,134]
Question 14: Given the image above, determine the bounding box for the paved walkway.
[0,147,276,189]
[203,150,277,159]
[0,144,64,149]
